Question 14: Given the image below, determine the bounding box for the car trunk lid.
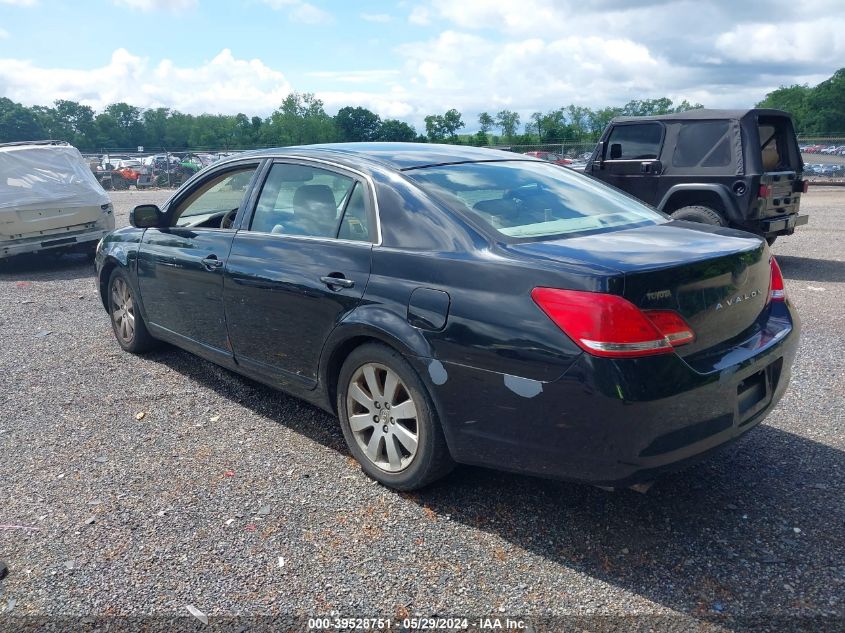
[508,221,770,356]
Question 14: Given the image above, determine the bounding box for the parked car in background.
[818,164,844,177]
[96,143,798,491]
[522,150,572,165]
[1,140,113,259]
[586,109,808,244]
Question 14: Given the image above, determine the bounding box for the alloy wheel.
[111,277,136,345]
[346,362,419,472]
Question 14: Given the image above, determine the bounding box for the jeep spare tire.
[671,205,725,226]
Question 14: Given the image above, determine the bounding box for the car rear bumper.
[421,302,800,485]
[1,223,113,258]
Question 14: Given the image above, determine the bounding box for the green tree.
[425,109,465,143]
[335,106,381,142]
[757,85,810,132]
[377,119,417,142]
[0,97,45,142]
[588,106,623,138]
[565,105,591,140]
[758,69,845,134]
[804,68,845,134]
[267,92,336,145]
[478,111,494,133]
[142,107,171,148]
[495,110,520,141]
[94,102,143,148]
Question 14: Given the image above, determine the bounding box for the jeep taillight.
[759,184,772,198]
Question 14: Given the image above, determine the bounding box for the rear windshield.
[407,160,666,240]
[758,116,799,171]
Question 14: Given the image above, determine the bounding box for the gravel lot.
[1,188,843,631]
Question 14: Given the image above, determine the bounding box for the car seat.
[292,184,338,236]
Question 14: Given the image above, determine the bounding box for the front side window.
[607,123,663,160]
[408,160,665,240]
[250,163,367,240]
[171,166,257,227]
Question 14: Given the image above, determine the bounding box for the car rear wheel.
[671,205,726,226]
[108,268,157,353]
[337,343,454,490]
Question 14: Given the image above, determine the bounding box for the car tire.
[107,268,157,354]
[671,205,726,226]
[337,343,454,491]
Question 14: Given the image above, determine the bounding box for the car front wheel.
[337,344,454,490]
[107,268,157,353]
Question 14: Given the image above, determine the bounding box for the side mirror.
[609,143,622,160]
[130,204,163,228]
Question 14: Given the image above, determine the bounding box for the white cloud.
[0,48,291,115]
[408,6,430,25]
[361,13,391,23]
[306,69,401,84]
[715,18,845,64]
[261,0,333,24]
[0,0,37,6]
[112,0,197,11]
[390,0,845,119]
[0,28,8,39]
[0,1,842,130]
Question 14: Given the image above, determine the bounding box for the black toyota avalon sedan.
[95,143,799,491]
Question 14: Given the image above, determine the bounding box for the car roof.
[231,142,527,171]
[611,108,793,124]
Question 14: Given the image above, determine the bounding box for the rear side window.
[672,121,731,168]
[606,123,663,159]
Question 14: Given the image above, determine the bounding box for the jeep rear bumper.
[760,213,808,236]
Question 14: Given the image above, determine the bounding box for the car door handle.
[201,254,224,271]
[320,275,354,289]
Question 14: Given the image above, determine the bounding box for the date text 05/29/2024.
[307,616,527,630]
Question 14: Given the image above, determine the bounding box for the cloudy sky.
[0,0,842,129]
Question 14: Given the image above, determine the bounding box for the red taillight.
[759,184,773,198]
[531,288,695,358]
[642,309,696,346]
[769,256,786,302]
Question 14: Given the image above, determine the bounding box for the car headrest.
[293,184,337,223]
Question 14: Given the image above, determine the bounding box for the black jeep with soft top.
[585,108,809,243]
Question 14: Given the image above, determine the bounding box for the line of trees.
[0,93,710,152]
[1,67,843,152]
[0,93,422,151]
[756,67,845,135]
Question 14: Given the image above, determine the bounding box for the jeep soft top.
[585,108,808,242]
